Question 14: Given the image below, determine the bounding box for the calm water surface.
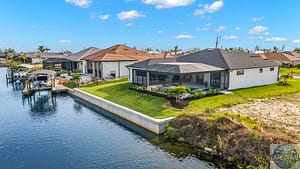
[0,68,215,169]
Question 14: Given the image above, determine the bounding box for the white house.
[67,47,100,72]
[127,49,279,90]
[81,44,170,79]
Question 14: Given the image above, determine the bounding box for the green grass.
[280,67,300,76]
[79,80,180,119]
[78,77,300,119]
[63,82,77,89]
[184,79,300,114]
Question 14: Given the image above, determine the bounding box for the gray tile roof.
[177,49,279,69]
[126,58,176,68]
[139,62,224,74]
[67,47,100,61]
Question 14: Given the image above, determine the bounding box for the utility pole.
[215,35,220,49]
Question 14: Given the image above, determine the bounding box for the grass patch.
[186,79,300,113]
[63,82,77,89]
[207,112,261,130]
[79,81,180,119]
[78,76,300,119]
[280,67,300,76]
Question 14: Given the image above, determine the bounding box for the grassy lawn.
[79,80,180,119]
[78,74,300,119]
[280,67,300,76]
[185,79,300,114]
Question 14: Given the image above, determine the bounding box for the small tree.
[293,48,300,53]
[4,48,16,60]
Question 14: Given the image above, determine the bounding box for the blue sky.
[0,0,300,52]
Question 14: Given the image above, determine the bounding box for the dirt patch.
[220,93,300,140]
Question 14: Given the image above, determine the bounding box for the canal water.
[0,68,216,169]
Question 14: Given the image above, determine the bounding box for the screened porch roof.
[136,62,224,74]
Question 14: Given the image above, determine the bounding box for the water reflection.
[23,91,57,118]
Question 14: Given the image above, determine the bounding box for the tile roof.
[257,52,300,61]
[82,44,169,62]
[177,49,279,69]
[26,52,65,59]
[67,47,100,61]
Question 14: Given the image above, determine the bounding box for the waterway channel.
[0,67,216,169]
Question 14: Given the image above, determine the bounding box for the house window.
[259,68,263,73]
[236,69,244,75]
[270,67,275,71]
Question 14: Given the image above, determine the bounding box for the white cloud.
[251,16,264,22]
[142,0,195,9]
[89,13,97,19]
[215,26,226,32]
[157,30,164,34]
[224,36,238,40]
[117,10,146,20]
[126,23,133,27]
[31,25,43,30]
[99,14,109,20]
[65,0,92,8]
[248,36,264,40]
[205,23,212,27]
[265,37,287,42]
[58,40,72,44]
[194,0,224,16]
[195,27,210,31]
[236,27,240,31]
[174,34,196,39]
[292,39,300,43]
[248,25,269,34]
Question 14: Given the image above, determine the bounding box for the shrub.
[191,89,206,97]
[72,74,81,81]
[56,70,68,77]
[166,86,189,96]
[208,88,220,95]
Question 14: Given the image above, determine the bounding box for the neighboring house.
[26,52,66,64]
[42,57,76,71]
[67,47,101,72]
[127,48,279,90]
[0,52,6,64]
[81,44,170,79]
[284,51,300,58]
[256,52,300,66]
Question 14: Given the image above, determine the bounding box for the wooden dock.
[51,85,70,93]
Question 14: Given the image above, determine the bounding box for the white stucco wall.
[102,61,135,79]
[228,67,279,90]
[31,58,42,64]
[72,89,174,134]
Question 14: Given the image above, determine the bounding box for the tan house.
[81,44,171,79]
[256,52,300,66]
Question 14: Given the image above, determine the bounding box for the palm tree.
[38,46,50,53]
[173,45,180,55]
[273,46,279,53]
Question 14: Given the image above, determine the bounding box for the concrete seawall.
[70,89,174,134]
